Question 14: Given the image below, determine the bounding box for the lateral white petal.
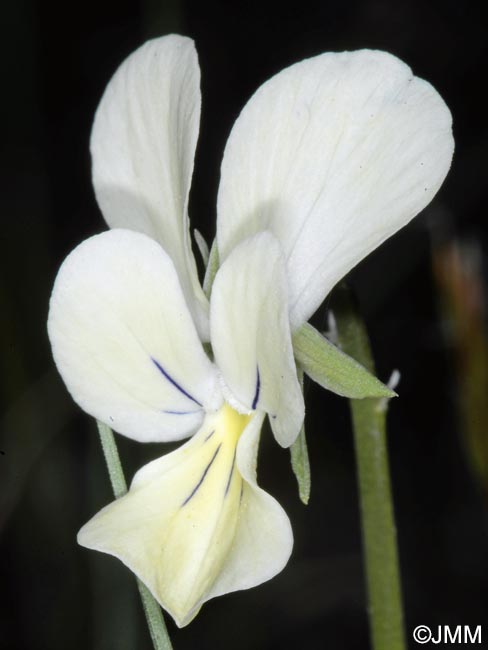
[91,35,209,339]
[210,233,304,446]
[78,405,291,627]
[48,230,220,442]
[217,49,454,328]
[207,410,293,600]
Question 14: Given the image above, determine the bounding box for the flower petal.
[91,35,209,339]
[77,405,292,627]
[210,232,304,446]
[47,229,220,442]
[217,49,454,328]
[206,410,293,600]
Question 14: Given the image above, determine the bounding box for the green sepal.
[292,322,396,399]
[203,239,219,299]
[290,369,311,504]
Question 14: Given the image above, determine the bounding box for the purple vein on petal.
[252,366,261,410]
[224,450,237,497]
[181,444,222,506]
[151,357,203,407]
[162,409,201,415]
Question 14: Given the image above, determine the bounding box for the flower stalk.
[96,421,174,650]
[334,288,406,650]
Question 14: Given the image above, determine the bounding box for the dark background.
[1,1,488,648]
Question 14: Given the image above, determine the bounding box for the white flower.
[48,227,301,627]
[47,35,453,627]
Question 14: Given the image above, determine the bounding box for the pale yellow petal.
[78,405,292,626]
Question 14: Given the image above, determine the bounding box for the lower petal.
[207,410,293,599]
[77,405,293,626]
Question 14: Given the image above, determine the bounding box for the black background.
[1,1,488,648]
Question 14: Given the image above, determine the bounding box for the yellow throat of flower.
[217,401,253,444]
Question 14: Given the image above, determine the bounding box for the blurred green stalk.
[97,421,174,650]
[334,288,406,650]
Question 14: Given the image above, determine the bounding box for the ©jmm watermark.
[413,625,482,645]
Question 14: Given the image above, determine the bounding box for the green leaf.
[203,238,219,299]
[290,369,311,504]
[292,322,396,399]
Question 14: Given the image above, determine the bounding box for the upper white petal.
[90,35,209,339]
[48,229,220,442]
[217,49,454,328]
[210,232,304,446]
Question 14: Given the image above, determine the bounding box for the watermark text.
[413,625,482,645]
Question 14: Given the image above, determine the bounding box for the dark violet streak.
[151,357,202,407]
[163,409,201,416]
[204,429,216,441]
[224,451,237,497]
[251,366,261,410]
[181,444,222,506]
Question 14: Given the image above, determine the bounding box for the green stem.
[136,581,173,650]
[96,421,174,650]
[97,421,127,498]
[334,289,406,650]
